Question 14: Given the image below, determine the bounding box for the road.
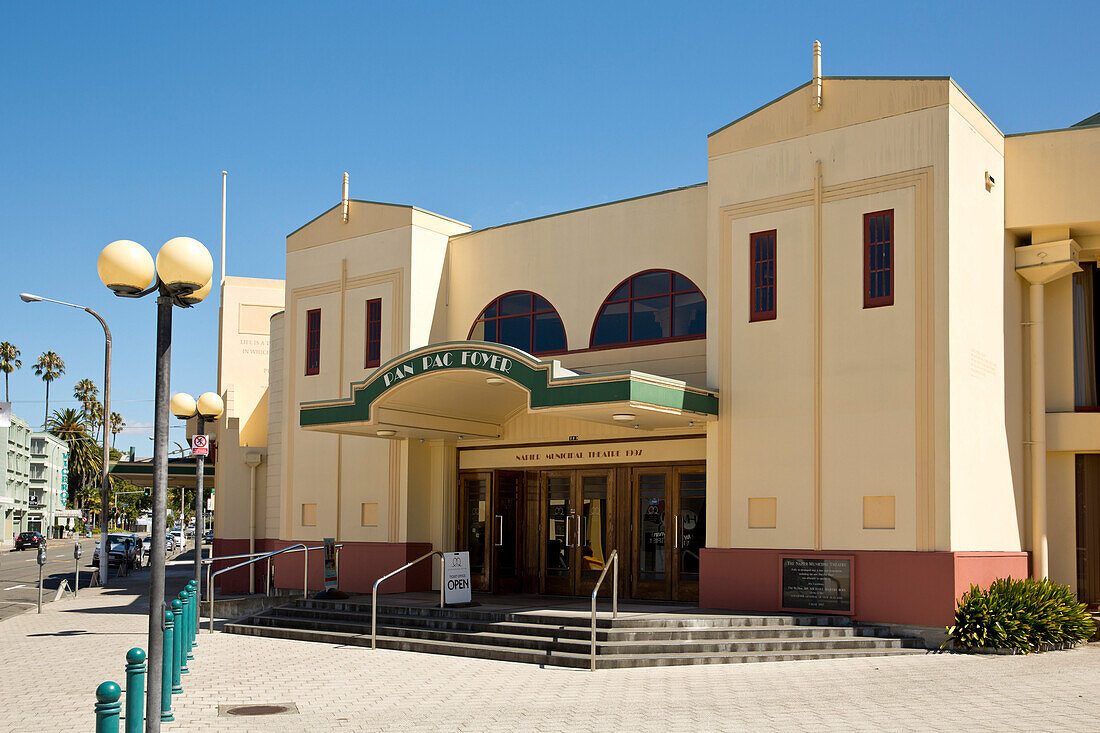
[1,537,101,621]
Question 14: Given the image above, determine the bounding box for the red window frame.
[749,230,777,322]
[589,269,706,348]
[305,308,321,376]
[467,291,567,355]
[864,210,894,308]
[365,299,382,368]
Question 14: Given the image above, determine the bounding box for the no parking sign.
[191,434,209,456]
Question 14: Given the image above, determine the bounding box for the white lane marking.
[3,585,27,590]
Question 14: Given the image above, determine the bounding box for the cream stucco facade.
[210,72,1100,625]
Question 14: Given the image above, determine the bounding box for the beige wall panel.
[335,434,391,542]
[946,107,1020,552]
[1006,127,1100,232]
[447,185,707,352]
[820,190,917,552]
[1043,276,1075,412]
[265,314,285,537]
[342,281,397,385]
[406,439,433,542]
[287,201,467,252]
[410,227,450,351]
[729,208,815,550]
[1003,234,1028,551]
[1047,453,1077,591]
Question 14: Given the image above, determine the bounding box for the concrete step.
[223,621,925,669]
[293,598,849,629]
[267,606,896,642]
[249,612,916,655]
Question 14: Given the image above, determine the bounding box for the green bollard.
[172,599,186,685]
[179,590,194,663]
[95,681,122,733]
[187,580,198,649]
[161,610,174,722]
[124,648,145,733]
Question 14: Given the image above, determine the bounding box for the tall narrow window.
[750,230,776,321]
[365,298,382,368]
[305,308,321,375]
[864,210,894,308]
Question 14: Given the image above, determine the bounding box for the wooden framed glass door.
[540,468,615,596]
[458,472,491,592]
[492,470,524,594]
[631,465,705,601]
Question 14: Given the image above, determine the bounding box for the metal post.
[74,554,79,598]
[207,563,214,634]
[178,592,192,667]
[124,648,145,733]
[439,554,444,609]
[147,295,172,732]
[303,546,308,599]
[95,681,122,733]
[160,610,174,723]
[37,551,44,613]
[612,553,618,619]
[265,557,271,596]
[92,308,112,592]
[193,414,205,631]
[172,599,185,684]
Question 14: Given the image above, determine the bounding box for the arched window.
[591,270,705,347]
[468,291,567,355]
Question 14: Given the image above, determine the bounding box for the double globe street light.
[98,236,213,732]
[170,390,223,633]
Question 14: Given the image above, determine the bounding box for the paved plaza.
[0,560,1097,732]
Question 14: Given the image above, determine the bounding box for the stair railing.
[371,550,445,649]
[590,549,619,671]
[205,543,342,632]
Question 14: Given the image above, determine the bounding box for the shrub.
[945,577,1096,653]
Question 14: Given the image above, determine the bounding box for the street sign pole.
[37,545,47,613]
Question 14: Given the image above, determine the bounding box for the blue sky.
[1,1,1096,453]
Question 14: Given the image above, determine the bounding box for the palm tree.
[73,378,98,422]
[48,408,101,511]
[33,351,65,428]
[87,399,104,442]
[110,412,124,449]
[0,341,20,402]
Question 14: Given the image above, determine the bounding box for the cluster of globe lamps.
[96,235,215,732]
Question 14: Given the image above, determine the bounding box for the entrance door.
[632,466,706,601]
[541,469,615,596]
[458,470,525,594]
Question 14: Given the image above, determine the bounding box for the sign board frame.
[191,434,209,456]
[443,551,471,605]
[323,537,338,589]
[778,554,855,615]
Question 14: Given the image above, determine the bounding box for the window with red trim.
[468,291,567,355]
[591,270,705,347]
[750,230,776,321]
[365,299,382,368]
[864,210,894,308]
[305,308,321,375]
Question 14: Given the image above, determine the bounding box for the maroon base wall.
[699,548,1029,627]
[212,538,433,595]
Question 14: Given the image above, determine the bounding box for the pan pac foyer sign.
[381,348,515,388]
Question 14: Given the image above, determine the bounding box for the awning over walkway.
[109,458,214,489]
[300,341,718,439]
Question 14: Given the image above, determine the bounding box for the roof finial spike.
[812,40,823,112]
[342,172,350,223]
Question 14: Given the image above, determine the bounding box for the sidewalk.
[1,559,1098,732]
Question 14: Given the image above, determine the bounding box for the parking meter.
[73,543,83,597]
[37,545,46,613]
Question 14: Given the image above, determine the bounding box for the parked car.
[93,533,140,567]
[202,529,213,543]
[14,531,46,551]
[165,534,177,553]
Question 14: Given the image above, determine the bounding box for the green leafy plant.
[945,577,1096,653]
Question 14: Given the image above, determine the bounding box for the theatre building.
[210,69,1100,628]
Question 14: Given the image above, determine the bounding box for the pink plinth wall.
[699,548,1030,627]
[211,538,433,595]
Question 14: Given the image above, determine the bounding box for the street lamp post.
[170,390,223,632]
[98,237,213,733]
[18,293,112,591]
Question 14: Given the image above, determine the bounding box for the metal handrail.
[372,550,445,649]
[206,543,342,632]
[590,549,619,671]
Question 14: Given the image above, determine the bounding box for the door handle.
[673,514,679,549]
[564,514,574,547]
[494,515,503,547]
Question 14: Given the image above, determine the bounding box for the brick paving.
[1,560,1098,732]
